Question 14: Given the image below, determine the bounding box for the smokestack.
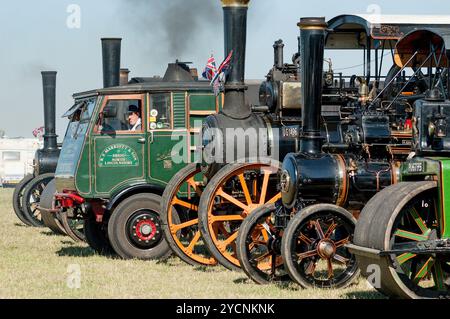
[120,68,130,86]
[273,39,284,69]
[41,71,58,150]
[298,17,327,154]
[221,0,251,119]
[102,38,122,88]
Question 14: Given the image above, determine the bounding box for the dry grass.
[0,188,384,299]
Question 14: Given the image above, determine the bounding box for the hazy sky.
[2,0,450,139]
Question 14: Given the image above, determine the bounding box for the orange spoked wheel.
[161,163,217,267]
[236,203,290,284]
[198,162,282,271]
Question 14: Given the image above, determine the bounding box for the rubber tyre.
[12,174,35,226]
[281,204,360,289]
[108,193,172,260]
[22,173,55,227]
[40,179,66,235]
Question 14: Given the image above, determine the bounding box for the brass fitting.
[221,0,250,7]
[297,17,327,30]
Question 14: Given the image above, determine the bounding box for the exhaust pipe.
[102,38,122,88]
[273,39,284,69]
[298,17,327,154]
[120,68,130,86]
[221,0,250,119]
[41,71,58,150]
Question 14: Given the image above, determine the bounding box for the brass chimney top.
[221,0,250,7]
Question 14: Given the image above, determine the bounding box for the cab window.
[149,93,172,130]
[98,99,143,133]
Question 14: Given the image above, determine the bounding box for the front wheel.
[108,193,171,260]
[12,174,34,226]
[22,173,55,227]
[236,203,289,285]
[281,204,359,289]
[40,179,66,235]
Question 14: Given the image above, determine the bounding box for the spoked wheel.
[199,162,281,271]
[22,173,55,227]
[354,182,450,299]
[281,204,359,289]
[12,174,34,226]
[40,179,66,235]
[236,203,289,284]
[59,207,86,242]
[108,193,172,260]
[161,163,217,267]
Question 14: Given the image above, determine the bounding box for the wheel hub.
[317,240,336,259]
[128,211,163,249]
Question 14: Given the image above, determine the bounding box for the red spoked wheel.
[199,162,281,271]
[281,204,359,289]
[161,163,217,267]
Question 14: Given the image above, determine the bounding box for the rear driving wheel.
[161,163,217,267]
[108,193,171,260]
[199,162,281,271]
[354,182,450,299]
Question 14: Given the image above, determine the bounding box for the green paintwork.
[56,88,218,201]
[394,229,428,241]
[440,159,450,238]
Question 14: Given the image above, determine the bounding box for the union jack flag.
[211,50,234,95]
[32,126,44,139]
[202,55,217,80]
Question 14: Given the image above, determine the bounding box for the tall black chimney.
[221,0,250,119]
[41,71,58,150]
[298,18,327,154]
[102,38,122,88]
[274,39,284,69]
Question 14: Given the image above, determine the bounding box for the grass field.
[0,188,384,299]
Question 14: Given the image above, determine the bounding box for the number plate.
[282,126,300,138]
[407,162,425,173]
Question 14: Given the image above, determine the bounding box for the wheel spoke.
[210,215,244,223]
[297,249,318,260]
[221,231,239,248]
[238,174,253,206]
[259,171,271,204]
[172,197,198,211]
[186,231,201,253]
[312,220,325,239]
[255,251,271,262]
[413,257,435,285]
[396,253,417,265]
[394,229,428,241]
[186,177,202,197]
[216,188,250,211]
[324,222,338,239]
[267,193,281,204]
[433,260,446,291]
[327,259,334,279]
[305,260,317,276]
[333,254,349,264]
[298,232,313,245]
[408,207,429,234]
[171,218,199,232]
[335,236,350,248]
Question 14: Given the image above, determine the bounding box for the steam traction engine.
[349,29,450,299]
[235,17,450,288]
[12,71,61,229]
[160,0,302,268]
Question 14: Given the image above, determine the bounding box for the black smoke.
[119,0,222,58]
